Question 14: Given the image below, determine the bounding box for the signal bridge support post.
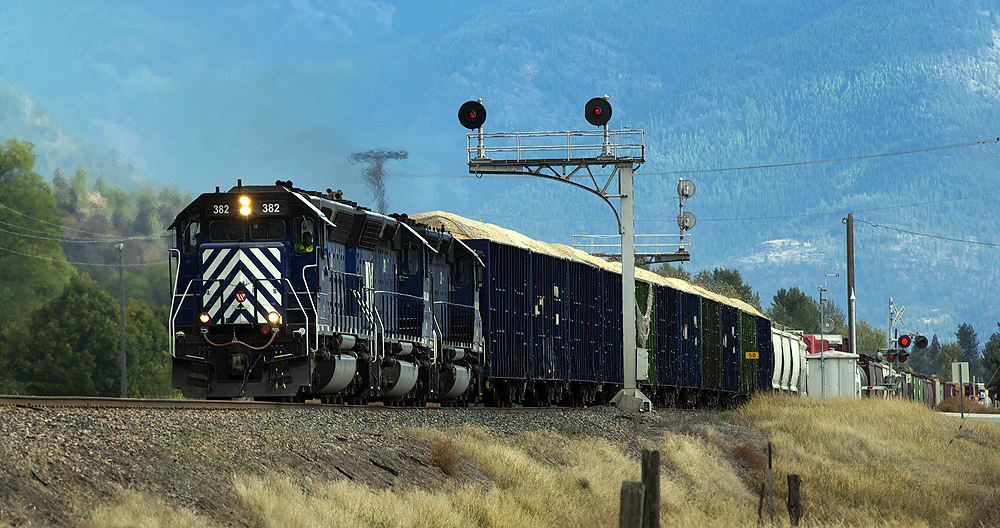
[609,162,651,412]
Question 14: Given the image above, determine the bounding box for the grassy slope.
[77,396,1000,528]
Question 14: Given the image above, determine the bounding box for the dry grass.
[83,490,209,528]
[429,438,458,475]
[81,395,1000,527]
[734,394,1000,527]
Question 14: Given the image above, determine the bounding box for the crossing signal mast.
[458,96,655,412]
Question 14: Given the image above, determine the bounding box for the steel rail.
[0,395,580,413]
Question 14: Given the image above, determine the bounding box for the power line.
[641,138,998,176]
[854,219,1000,248]
[0,204,165,242]
[0,245,167,267]
[454,189,1000,224]
[402,137,999,179]
[0,203,103,236]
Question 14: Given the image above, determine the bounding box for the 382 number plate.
[258,201,285,215]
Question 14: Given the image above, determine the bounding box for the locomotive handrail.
[328,269,366,336]
[301,263,319,354]
[430,314,442,365]
[281,278,311,355]
[432,300,477,354]
[169,278,196,358]
[372,290,427,359]
[370,288,387,363]
[168,248,181,358]
[351,287,389,362]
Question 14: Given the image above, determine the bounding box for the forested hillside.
[0,139,186,397]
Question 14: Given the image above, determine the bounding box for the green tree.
[70,166,88,214]
[691,267,762,311]
[653,263,691,281]
[125,299,171,397]
[855,319,886,357]
[956,323,981,380]
[981,324,1000,392]
[0,138,74,329]
[766,286,844,333]
[932,342,964,382]
[7,274,120,396]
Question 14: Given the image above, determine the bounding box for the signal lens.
[898,335,911,348]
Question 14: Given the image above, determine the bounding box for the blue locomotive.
[168,181,483,404]
[169,181,805,407]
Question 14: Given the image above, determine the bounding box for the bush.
[430,438,458,475]
[936,395,1000,414]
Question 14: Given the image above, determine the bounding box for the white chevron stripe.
[201,246,284,325]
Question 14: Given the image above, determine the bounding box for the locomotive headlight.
[239,195,251,216]
[199,312,210,324]
[267,311,281,325]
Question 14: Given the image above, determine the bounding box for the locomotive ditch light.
[199,312,211,324]
[239,195,251,216]
[267,311,281,325]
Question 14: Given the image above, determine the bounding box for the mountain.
[2,0,999,349]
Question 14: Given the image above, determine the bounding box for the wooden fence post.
[619,481,645,528]
[641,449,660,528]
[787,474,802,526]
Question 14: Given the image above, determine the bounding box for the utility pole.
[846,213,856,356]
[117,242,127,398]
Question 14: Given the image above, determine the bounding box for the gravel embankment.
[0,403,755,527]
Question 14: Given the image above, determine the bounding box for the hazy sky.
[0,0,478,205]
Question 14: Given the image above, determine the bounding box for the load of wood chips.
[412,211,761,316]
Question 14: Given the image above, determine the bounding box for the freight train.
[168,181,807,407]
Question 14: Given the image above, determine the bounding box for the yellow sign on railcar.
[745,351,759,359]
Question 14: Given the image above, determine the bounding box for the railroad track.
[0,395,579,412]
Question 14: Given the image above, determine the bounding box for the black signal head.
[458,100,487,130]
[585,97,612,126]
